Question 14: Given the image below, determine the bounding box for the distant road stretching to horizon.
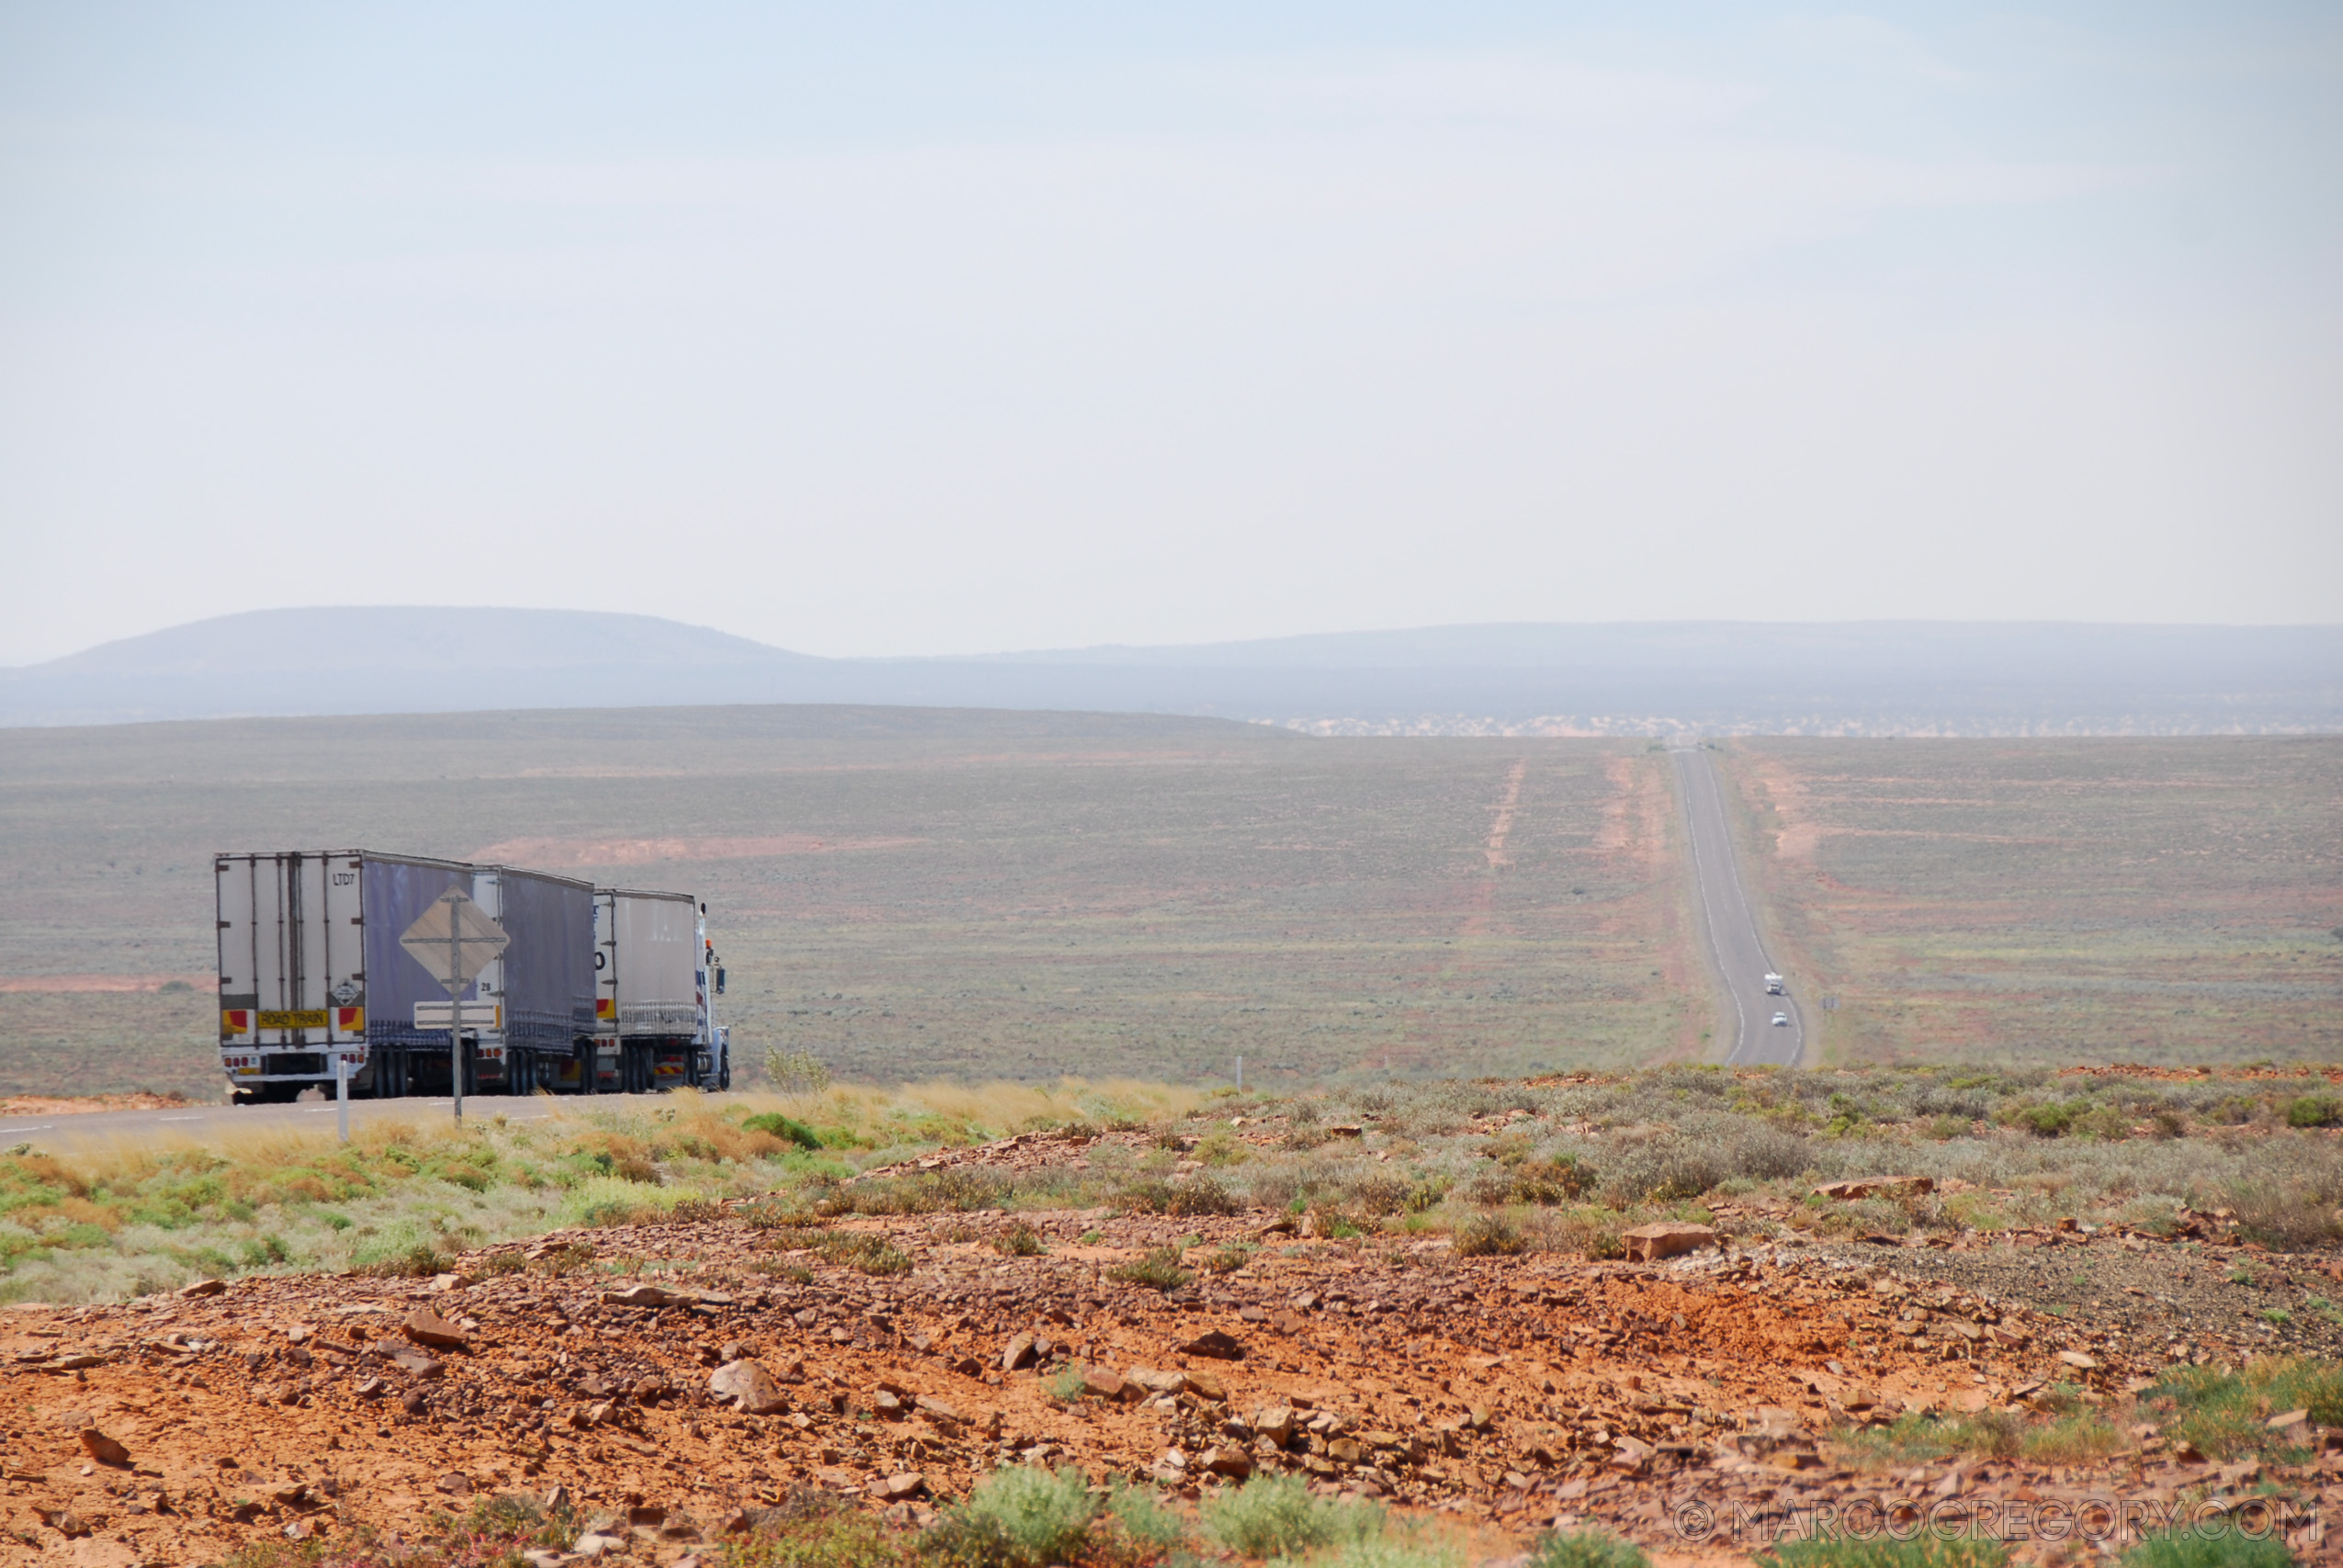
[1672,746,1805,1068]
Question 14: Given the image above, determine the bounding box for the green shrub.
[1511,1156,1596,1204]
[2120,1526,2295,1568]
[1455,1212,1526,1257]
[2286,1096,2340,1129]
[992,1223,1046,1258]
[1200,1474,1380,1558]
[2225,1184,2343,1251]
[923,1465,1097,1567]
[813,1232,912,1277]
[2145,1358,2343,1460]
[2003,1100,2079,1138]
[1531,1528,1651,1568]
[729,1494,900,1568]
[741,1112,823,1151]
[1103,1480,1187,1553]
[1758,1534,2009,1568]
[1110,1246,1190,1292]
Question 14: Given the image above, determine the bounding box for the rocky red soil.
[4,1152,2336,1565]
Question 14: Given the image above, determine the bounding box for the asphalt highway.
[1671,744,1805,1067]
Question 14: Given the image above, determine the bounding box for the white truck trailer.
[590,888,730,1092]
[215,851,596,1102]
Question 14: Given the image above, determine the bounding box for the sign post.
[334,1053,349,1144]
[399,889,509,1124]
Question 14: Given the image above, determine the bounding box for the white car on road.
[1771,1011,1790,1027]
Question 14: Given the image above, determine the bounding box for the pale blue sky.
[2,3,2337,660]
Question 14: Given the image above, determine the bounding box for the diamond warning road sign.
[399,889,509,997]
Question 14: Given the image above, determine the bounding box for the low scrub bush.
[1201,1474,1382,1559]
[991,1223,1046,1257]
[2120,1526,2296,1568]
[1531,1529,1651,1568]
[1110,1246,1190,1292]
[1103,1480,1187,1553]
[813,1232,911,1277]
[741,1111,823,1151]
[1455,1212,1526,1257]
[2145,1357,2343,1460]
[1757,1535,2009,1568]
[2225,1183,2343,1251]
[1510,1156,1596,1204]
[923,1464,1096,1566]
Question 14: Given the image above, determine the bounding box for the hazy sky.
[2,3,2337,662]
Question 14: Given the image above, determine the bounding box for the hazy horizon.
[4,5,2339,662]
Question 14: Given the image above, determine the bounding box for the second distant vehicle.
[1771,1011,1790,1027]
[1764,973,1784,995]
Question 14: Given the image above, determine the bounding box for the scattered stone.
[1002,1333,1038,1372]
[402,1307,467,1349]
[77,1428,130,1468]
[179,1279,228,1298]
[603,1283,691,1308]
[1621,1223,1717,1263]
[710,1359,790,1415]
[436,1472,473,1496]
[1814,1177,1935,1201]
[1178,1329,1245,1360]
[870,1472,926,1502]
[1201,1445,1253,1478]
[2056,1351,2100,1371]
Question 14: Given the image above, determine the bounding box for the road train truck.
[215,851,596,1102]
[590,887,731,1093]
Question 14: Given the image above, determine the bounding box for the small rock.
[1002,1333,1038,1372]
[77,1428,130,1468]
[180,1279,228,1298]
[2056,1351,2100,1371]
[436,1472,472,1496]
[1080,1367,1126,1401]
[402,1307,467,1349]
[1201,1445,1253,1477]
[1814,1177,1935,1201]
[914,1394,965,1425]
[2268,1408,2310,1432]
[1253,1405,1298,1446]
[603,1282,690,1308]
[1621,1222,1717,1263]
[1178,1329,1245,1360]
[870,1472,926,1502]
[1183,1369,1228,1402]
[709,1359,790,1416]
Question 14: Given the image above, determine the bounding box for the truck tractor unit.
[215,850,725,1103]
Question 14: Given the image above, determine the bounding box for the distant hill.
[3,607,2337,735]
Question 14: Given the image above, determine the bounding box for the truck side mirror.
[714,967,727,996]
